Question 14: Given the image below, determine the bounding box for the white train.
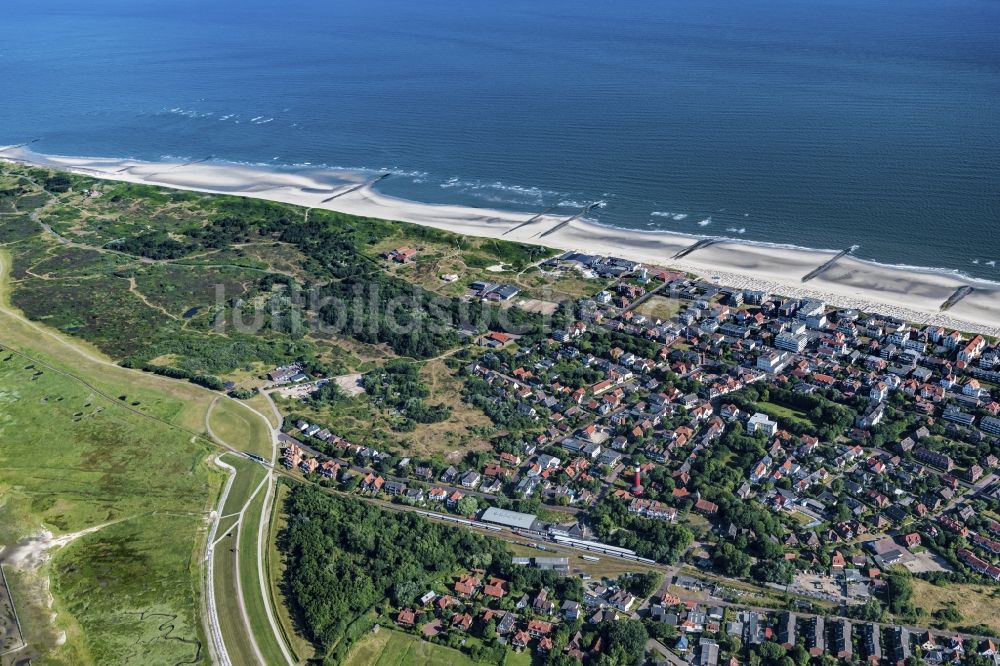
[551,534,656,564]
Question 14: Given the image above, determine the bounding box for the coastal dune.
[3,147,999,336]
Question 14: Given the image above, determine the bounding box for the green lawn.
[213,534,256,666]
[635,295,683,322]
[218,453,268,516]
[504,649,539,666]
[344,629,479,666]
[208,398,273,459]
[789,510,815,526]
[756,401,814,428]
[212,452,270,666]
[237,477,290,665]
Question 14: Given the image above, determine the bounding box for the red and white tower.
[632,465,644,496]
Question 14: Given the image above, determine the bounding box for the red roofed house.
[455,574,481,598]
[396,608,416,627]
[483,577,508,599]
[694,498,719,515]
[482,331,513,348]
[591,379,613,395]
[384,247,418,263]
[959,335,986,362]
[527,620,553,637]
[319,460,340,478]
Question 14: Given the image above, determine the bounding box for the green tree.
[756,640,787,666]
[456,495,479,516]
[601,620,648,666]
[886,570,915,616]
[714,543,752,578]
[482,619,496,641]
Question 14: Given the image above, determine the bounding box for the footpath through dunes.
[0,250,290,665]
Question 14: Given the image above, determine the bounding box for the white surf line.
[204,455,236,666]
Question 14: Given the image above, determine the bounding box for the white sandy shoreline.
[2,147,999,336]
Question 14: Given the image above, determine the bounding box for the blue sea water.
[2,0,998,278]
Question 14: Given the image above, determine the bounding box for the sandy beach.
[3,147,999,336]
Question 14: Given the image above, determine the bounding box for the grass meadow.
[0,347,217,664]
[343,628,479,666]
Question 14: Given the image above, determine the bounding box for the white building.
[775,333,807,353]
[747,412,779,437]
[756,350,790,374]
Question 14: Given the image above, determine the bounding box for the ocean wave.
[725,227,746,234]
[437,177,563,200]
[650,211,688,220]
[196,155,428,181]
[477,194,540,206]
[164,107,215,119]
[590,219,849,254]
[164,108,283,126]
[698,217,712,227]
